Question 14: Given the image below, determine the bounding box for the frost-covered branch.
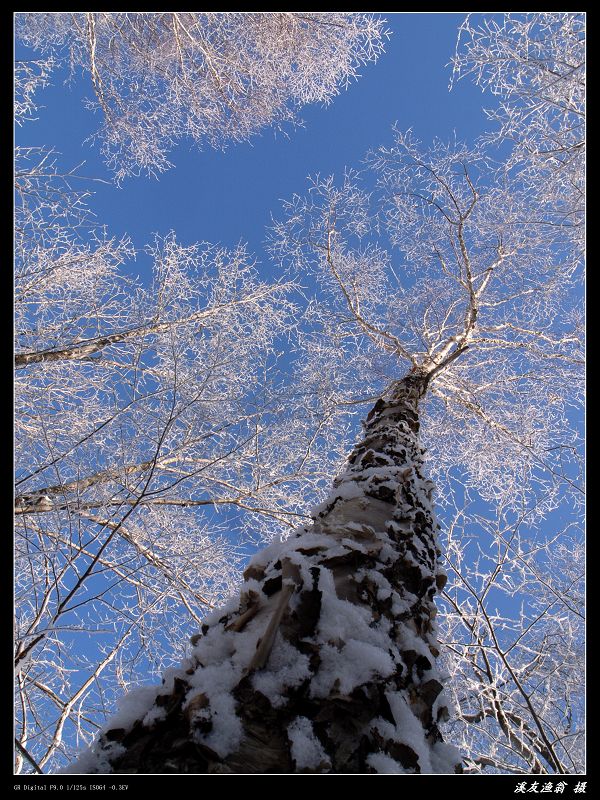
[15,12,388,182]
[14,141,349,773]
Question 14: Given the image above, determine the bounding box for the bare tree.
[15,12,387,182]
[436,13,586,773]
[451,13,585,254]
[14,89,353,772]
[14,57,57,125]
[65,120,582,773]
[16,13,584,775]
[440,508,584,774]
[65,371,463,775]
[13,14,388,769]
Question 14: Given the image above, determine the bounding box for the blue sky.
[16,13,495,277]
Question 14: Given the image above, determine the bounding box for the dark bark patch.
[243,563,265,582]
[155,677,188,718]
[435,572,448,591]
[296,546,324,556]
[104,727,126,742]
[113,731,154,769]
[366,398,386,422]
[415,655,432,677]
[291,569,322,639]
[368,483,396,503]
[388,741,420,771]
[378,690,396,725]
[262,575,283,596]
[419,678,444,707]
[401,649,418,669]
[322,549,372,571]
[387,561,423,597]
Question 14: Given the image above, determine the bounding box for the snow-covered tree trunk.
[70,371,461,774]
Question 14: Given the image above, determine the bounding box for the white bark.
[67,374,462,774]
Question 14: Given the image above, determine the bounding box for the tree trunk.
[69,373,462,774]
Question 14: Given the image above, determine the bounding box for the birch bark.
[72,372,461,774]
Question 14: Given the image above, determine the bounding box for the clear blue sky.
[15,13,496,279]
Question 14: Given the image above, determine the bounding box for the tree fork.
[72,372,461,774]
